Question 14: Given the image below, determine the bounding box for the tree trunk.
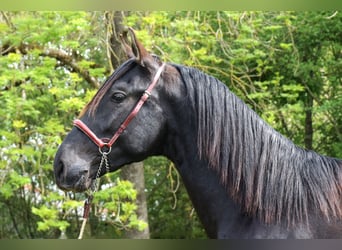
[303,68,315,151]
[106,11,150,239]
[304,92,313,150]
[120,162,150,238]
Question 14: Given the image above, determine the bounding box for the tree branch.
[41,48,100,89]
[9,43,101,89]
[0,11,16,30]
[0,13,101,89]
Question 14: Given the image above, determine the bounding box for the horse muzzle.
[54,159,93,192]
[53,145,94,192]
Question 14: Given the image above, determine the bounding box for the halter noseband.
[73,62,166,154]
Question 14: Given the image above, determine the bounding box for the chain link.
[79,150,110,239]
[86,149,110,195]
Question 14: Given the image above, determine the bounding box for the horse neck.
[160,99,305,238]
[161,98,246,238]
[161,65,341,234]
[160,66,262,237]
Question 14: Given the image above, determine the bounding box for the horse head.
[54,29,179,192]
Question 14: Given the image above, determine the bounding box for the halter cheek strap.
[73,63,166,153]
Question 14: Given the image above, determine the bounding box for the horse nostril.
[79,169,88,175]
[56,160,65,180]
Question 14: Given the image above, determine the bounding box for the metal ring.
[99,144,112,155]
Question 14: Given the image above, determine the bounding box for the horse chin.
[73,175,93,193]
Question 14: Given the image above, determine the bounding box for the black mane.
[176,64,342,226]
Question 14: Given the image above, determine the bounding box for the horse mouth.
[67,163,103,192]
[73,175,94,192]
[57,175,94,193]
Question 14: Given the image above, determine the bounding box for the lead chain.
[78,151,110,239]
[90,151,110,194]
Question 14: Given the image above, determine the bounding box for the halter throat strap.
[74,63,166,152]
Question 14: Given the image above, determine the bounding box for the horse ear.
[123,27,159,70]
[120,28,135,59]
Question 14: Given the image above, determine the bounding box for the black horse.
[54,29,342,238]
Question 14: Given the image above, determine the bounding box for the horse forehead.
[113,66,150,87]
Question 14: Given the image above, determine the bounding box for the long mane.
[176,64,342,226]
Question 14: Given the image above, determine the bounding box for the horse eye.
[111,92,126,103]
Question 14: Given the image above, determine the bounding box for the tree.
[105,10,150,239]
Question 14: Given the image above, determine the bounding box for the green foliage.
[144,157,206,238]
[0,171,30,199]
[93,177,148,234]
[0,11,143,239]
[32,205,70,232]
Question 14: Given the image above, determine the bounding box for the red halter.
[74,63,166,154]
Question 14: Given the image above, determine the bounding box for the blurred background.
[0,11,341,238]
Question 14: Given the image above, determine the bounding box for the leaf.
[12,120,27,129]
[9,171,31,188]
[7,53,22,63]
[0,183,14,199]
[279,43,293,50]
[62,199,83,209]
